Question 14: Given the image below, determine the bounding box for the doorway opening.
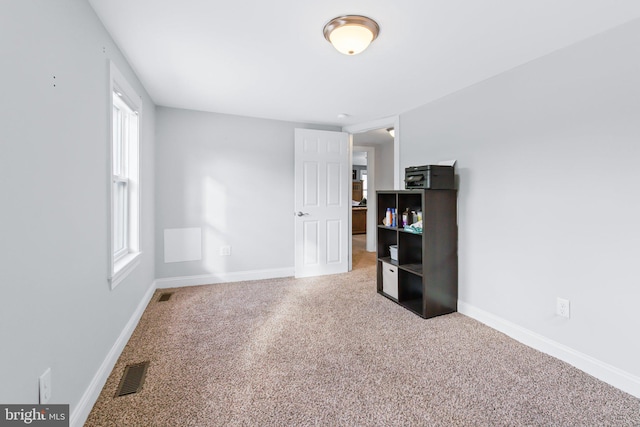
[351,150,372,270]
[347,120,398,270]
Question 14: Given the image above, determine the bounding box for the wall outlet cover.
[39,368,52,404]
[557,297,570,319]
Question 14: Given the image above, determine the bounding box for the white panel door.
[294,128,350,278]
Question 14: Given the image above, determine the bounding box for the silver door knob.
[296,211,309,217]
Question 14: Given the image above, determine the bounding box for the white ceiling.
[88,0,640,126]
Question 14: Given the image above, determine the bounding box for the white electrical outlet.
[557,297,570,319]
[219,245,231,256]
[39,368,51,404]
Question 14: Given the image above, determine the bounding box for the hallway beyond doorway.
[352,234,375,270]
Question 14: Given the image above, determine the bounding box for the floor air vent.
[115,361,149,397]
[158,292,173,302]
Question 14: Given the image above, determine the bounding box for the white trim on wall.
[155,267,294,289]
[458,300,640,399]
[345,116,399,253]
[108,61,143,290]
[71,281,157,427]
[353,144,376,252]
[343,115,400,190]
[71,267,289,425]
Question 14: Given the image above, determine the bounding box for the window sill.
[110,251,142,290]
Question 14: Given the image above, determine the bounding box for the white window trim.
[112,174,129,263]
[108,61,142,290]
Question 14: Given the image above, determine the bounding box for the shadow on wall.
[161,176,231,273]
[203,176,230,273]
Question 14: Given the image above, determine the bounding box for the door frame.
[352,144,375,252]
[343,115,401,189]
[343,115,400,255]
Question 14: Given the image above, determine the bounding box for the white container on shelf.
[389,245,398,261]
[381,261,398,299]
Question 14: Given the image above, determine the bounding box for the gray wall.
[0,0,155,413]
[155,107,338,279]
[3,0,637,413]
[373,140,395,191]
[400,19,640,376]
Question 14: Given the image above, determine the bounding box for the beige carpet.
[86,236,640,426]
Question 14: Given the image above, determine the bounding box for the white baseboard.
[458,300,640,399]
[155,267,294,289]
[70,268,291,425]
[70,281,157,427]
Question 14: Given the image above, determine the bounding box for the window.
[361,171,368,201]
[109,62,141,289]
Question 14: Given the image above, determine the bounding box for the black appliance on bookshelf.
[405,165,454,189]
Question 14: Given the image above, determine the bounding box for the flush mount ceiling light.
[323,15,380,55]
[387,128,395,138]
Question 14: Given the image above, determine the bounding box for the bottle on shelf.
[376,189,458,319]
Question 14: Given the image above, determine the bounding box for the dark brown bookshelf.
[376,189,458,318]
